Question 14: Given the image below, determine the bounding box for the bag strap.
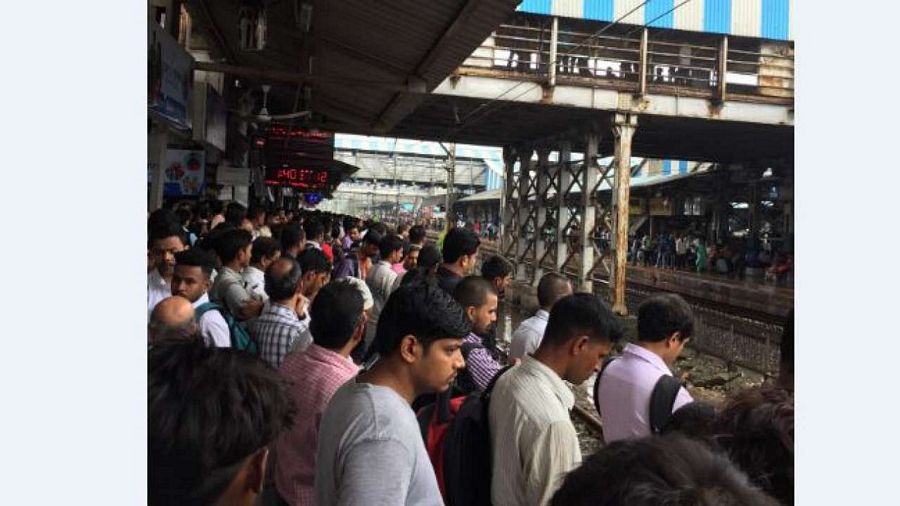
[592,355,618,413]
[461,341,484,360]
[195,301,218,319]
[648,374,684,434]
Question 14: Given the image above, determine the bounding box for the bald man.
[247,257,311,368]
[148,296,198,344]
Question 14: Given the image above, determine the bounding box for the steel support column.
[611,113,638,315]
[515,146,535,281]
[578,131,600,292]
[499,145,516,256]
[556,141,573,272]
[533,146,552,286]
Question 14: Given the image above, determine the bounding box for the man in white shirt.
[595,293,695,443]
[148,221,187,319]
[364,234,404,346]
[490,293,623,506]
[242,236,281,303]
[509,272,572,361]
[171,249,230,348]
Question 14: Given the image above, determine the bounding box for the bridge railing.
[461,19,794,103]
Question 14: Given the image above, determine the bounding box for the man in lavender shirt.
[452,276,504,393]
[595,293,695,443]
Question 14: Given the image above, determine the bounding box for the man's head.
[417,244,442,274]
[712,387,794,505]
[363,229,383,258]
[550,434,780,506]
[403,245,422,271]
[537,272,573,310]
[248,207,266,227]
[442,227,480,273]
[280,224,304,257]
[172,249,216,303]
[148,296,197,344]
[224,201,247,227]
[379,234,405,264]
[214,229,253,269]
[149,221,187,278]
[303,218,325,243]
[373,281,472,395]
[250,236,281,270]
[539,293,624,384]
[310,280,367,354]
[637,293,695,366]
[480,255,513,299]
[408,225,426,246]
[148,341,295,506]
[264,257,303,304]
[452,276,498,336]
[297,247,332,298]
[397,223,410,238]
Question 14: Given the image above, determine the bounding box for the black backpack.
[593,356,685,435]
[418,365,512,506]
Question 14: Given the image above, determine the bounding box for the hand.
[295,294,310,319]
[238,298,264,320]
[512,358,522,366]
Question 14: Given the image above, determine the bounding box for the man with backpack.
[490,293,623,506]
[172,249,230,348]
[452,276,503,393]
[594,293,695,443]
[247,257,310,369]
[210,228,264,321]
[314,281,470,506]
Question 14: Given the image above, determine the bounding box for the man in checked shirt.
[248,257,311,369]
[451,276,509,394]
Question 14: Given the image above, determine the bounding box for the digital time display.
[264,167,330,189]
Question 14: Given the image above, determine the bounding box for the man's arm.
[337,439,413,505]
[525,420,581,506]
[199,312,231,348]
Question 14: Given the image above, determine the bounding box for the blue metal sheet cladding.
[662,160,672,175]
[761,0,789,39]
[519,0,553,15]
[645,0,675,28]
[703,0,732,34]
[583,0,614,20]
[679,160,688,174]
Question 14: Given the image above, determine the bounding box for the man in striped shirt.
[452,276,503,393]
[248,257,311,369]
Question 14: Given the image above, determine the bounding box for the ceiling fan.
[234,85,311,123]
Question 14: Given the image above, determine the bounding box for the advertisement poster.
[148,20,194,130]
[164,149,206,196]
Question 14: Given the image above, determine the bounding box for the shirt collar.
[148,269,168,288]
[306,344,360,373]
[535,309,550,320]
[521,355,574,410]
[192,292,210,308]
[623,342,672,375]
[267,301,300,321]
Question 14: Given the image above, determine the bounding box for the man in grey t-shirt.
[315,280,472,505]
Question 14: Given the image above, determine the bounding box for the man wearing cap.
[274,280,366,505]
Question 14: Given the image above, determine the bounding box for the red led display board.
[264,167,330,190]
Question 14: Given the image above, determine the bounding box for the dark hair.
[303,218,325,241]
[363,229,383,246]
[175,208,193,227]
[213,229,253,264]
[247,207,265,221]
[149,219,186,248]
[148,208,181,234]
[209,200,224,215]
[298,247,331,275]
[280,224,304,252]
[417,244,442,271]
[661,401,718,440]
[537,272,571,309]
[368,222,388,237]
[452,275,496,309]
[174,249,216,279]
[637,293,695,343]
[379,234,405,259]
[481,255,512,281]
[148,341,295,506]
[542,293,624,346]
[550,434,779,506]
[442,227,480,263]
[373,280,471,356]
[310,281,364,350]
[343,217,358,232]
[409,225,426,244]
[265,258,303,301]
[712,387,794,504]
[331,223,342,241]
[250,236,281,264]
[397,223,410,234]
[224,202,247,226]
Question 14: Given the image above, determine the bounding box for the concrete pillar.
[556,141,573,271]
[578,132,600,292]
[148,127,169,212]
[611,113,638,315]
[533,147,551,286]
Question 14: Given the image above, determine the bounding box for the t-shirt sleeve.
[223,282,252,316]
[337,438,413,505]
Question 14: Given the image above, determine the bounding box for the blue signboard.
[148,21,193,130]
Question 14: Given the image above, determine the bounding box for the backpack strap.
[194,301,219,319]
[592,355,618,414]
[461,341,484,359]
[648,374,684,434]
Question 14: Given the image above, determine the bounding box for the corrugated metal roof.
[731,0,761,37]
[761,0,790,40]
[674,0,705,32]
[553,0,584,18]
[703,0,732,34]
[615,0,646,26]
[645,0,675,29]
